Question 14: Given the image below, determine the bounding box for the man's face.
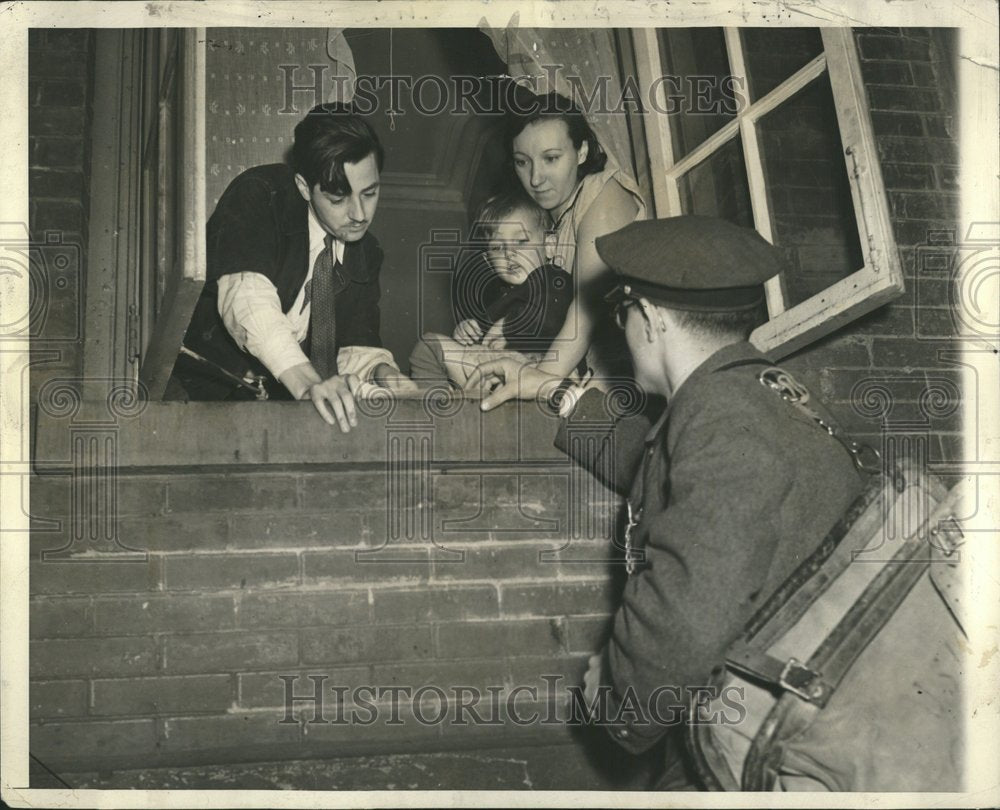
[622,299,663,396]
[295,152,380,242]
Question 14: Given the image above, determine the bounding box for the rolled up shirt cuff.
[338,345,399,384]
[259,340,312,385]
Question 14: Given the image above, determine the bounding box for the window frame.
[632,27,904,358]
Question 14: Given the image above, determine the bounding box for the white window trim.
[633,27,904,358]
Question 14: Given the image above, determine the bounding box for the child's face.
[485,208,546,285]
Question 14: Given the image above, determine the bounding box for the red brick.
[369,660,506,693]
[932,433,965,465]
[91,674,233,716]
[231,512,368,549]
[41,79,87,107]
[553,540,624,576]
[303,547,431,584]
[30,680,88,719]
[240,590,370,628]
[163,553,298,590]
[167,475,298,513]
[30,637,157,678]
[881,162,937,190]
[848,303,916,337]
[33,199,83,232]
[28,50,89,79]
[819,368,929,405]
[163,631,298,674]
[31,719,157,761]
[500,581,617,617]
[115,514,229,552]
[858,34,932,62]
[891,218,959,249]
[507,655,590,692]
[160,714,301,752]
[29,106,85,137]
[94,594,236,635]
[238,667,371,710]
[45,30,92,51]
[436,619,565,659]
[31,475,167,519]
[877,136,957,166]
[431,544,559,581]
[30,597,92,637]
[301,625,433,665]
[566,616,613,653]
[298,471,390,511]
[935,165,959,192]
[859,60,914,86]
[371,585,498,623]
[300,703,441,746]
[891,191,959,222]
[30,168,84,199]
[31,137,84,169]
[29,557,159,594]
[870,337,953,370]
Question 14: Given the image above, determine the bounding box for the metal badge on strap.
[624,500,643,576]
[758,366,881,474]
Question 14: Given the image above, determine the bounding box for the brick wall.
[29,456,623,773]
[27,26,964,780]
[28,29,95,401]
[785,27,962,476]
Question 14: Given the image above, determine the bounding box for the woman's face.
[511,118,588,213]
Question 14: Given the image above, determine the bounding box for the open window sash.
[135,29,207,398]
[632,27,904,358]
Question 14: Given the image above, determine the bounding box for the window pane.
[758,72,864,308]
[657,28,737,159]
[741,27,824,101]
[677,135,753,228]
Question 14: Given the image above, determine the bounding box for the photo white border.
[2,1,997,807]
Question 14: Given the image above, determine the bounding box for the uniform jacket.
[175,163,384,399]
[555,341,866,754]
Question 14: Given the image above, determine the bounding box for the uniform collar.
[307,206,346,264]
[643,341,772,445]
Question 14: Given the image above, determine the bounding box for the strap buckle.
[779,658,830,706]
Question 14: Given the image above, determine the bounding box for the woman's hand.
[452,318,484,346]
[464,357,562,411]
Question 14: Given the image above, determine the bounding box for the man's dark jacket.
[173,163,384,399]
[556,341,866,754]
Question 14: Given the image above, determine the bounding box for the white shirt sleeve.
[337,345,399,384]
[217,272,310,382]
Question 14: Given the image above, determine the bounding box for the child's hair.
[472,189,548,241]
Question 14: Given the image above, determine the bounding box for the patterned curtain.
[478,16,646,207]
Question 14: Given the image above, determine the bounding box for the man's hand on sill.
[280,361,360,432]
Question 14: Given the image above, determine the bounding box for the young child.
[409,190,574,388]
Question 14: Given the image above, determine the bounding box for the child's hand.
[453,319,484,346]
[482,319,507,349]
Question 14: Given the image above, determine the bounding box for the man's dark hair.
[503,88,607,180]
[669,301,768,341]
[292,102,384,195]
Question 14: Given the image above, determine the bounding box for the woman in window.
[500,90,645,381]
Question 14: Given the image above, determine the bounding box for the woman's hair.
[473,187,548,240]
[292,102,385,195]
[503,88,607,179]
